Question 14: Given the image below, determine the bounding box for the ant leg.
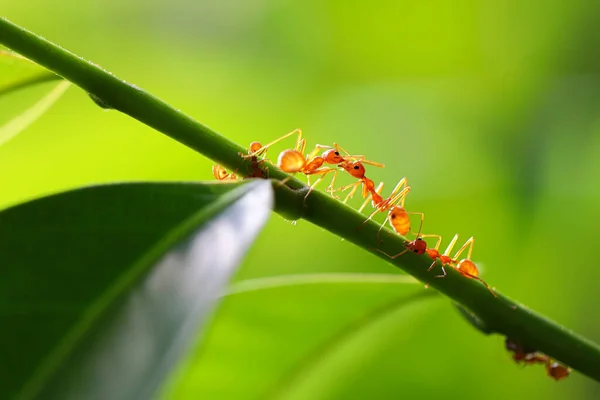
[371,248,409,259]
[419,234,443,252]
[333,181,358,192]
[330,180,361,203]
[243,128,303,159]
[303,168,336,204]
[443,233,460,256]
[407,212,425,237]
[355,158,385,168]
[359,202,386,231]
[273,176,293,189]
[376,221,390,243]
[434,265,447,278]
[306,144,334,163]
[461,272,497,297]
[296,137,307,154]
[331,143,386,168]
[324,170,340,199]
[385,177,410,205]
[358,196,372,213]
[452,237,474,261]
[326,169,340,195]
[343,183,361,203]
[426,260,437,272]
[332,143,352,157]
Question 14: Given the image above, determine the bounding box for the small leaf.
[0,80,71,147]
[0,180,273,400]
[0,49,61,96]
[163,276,438,399]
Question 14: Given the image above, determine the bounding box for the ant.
[505,338,570,381]
[212,165,238,181]
[374,226,497,296]
[213,142,269,182]
[505,338,549,365]
[244,129,383,198]
[353,178,425,242]
[424,234,497,297]
[242,141,270,179]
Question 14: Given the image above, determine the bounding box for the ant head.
[277,150,305,173]
[404,238,427,255]
[322,149,345,164]
[341,161,366,179]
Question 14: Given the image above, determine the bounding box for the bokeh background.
[3,1,600,398]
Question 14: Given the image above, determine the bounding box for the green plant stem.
[1,17,599,382]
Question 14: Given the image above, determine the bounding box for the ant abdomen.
[389,207,410,236]
[277,150,305,172]
[456,259,478,277]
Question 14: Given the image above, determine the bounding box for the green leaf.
[0,80,70,148]
[0,49,69,148]
[0,180,274,400]
[0,49,61,96]
[162,276,438,399]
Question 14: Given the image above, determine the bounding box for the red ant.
[242,141,269,179]
[244,129,383,197]
[212,165,238,181]
[374,226,497,296]
[505,338,570,381]
[423,234,497,297]
[213,142,269,182]
[505,338,549,365]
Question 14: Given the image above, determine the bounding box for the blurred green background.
[3,0,600,398]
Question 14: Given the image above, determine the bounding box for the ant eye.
[353,165,359,170]
[413,249,418,253]
[335,151,339,156]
